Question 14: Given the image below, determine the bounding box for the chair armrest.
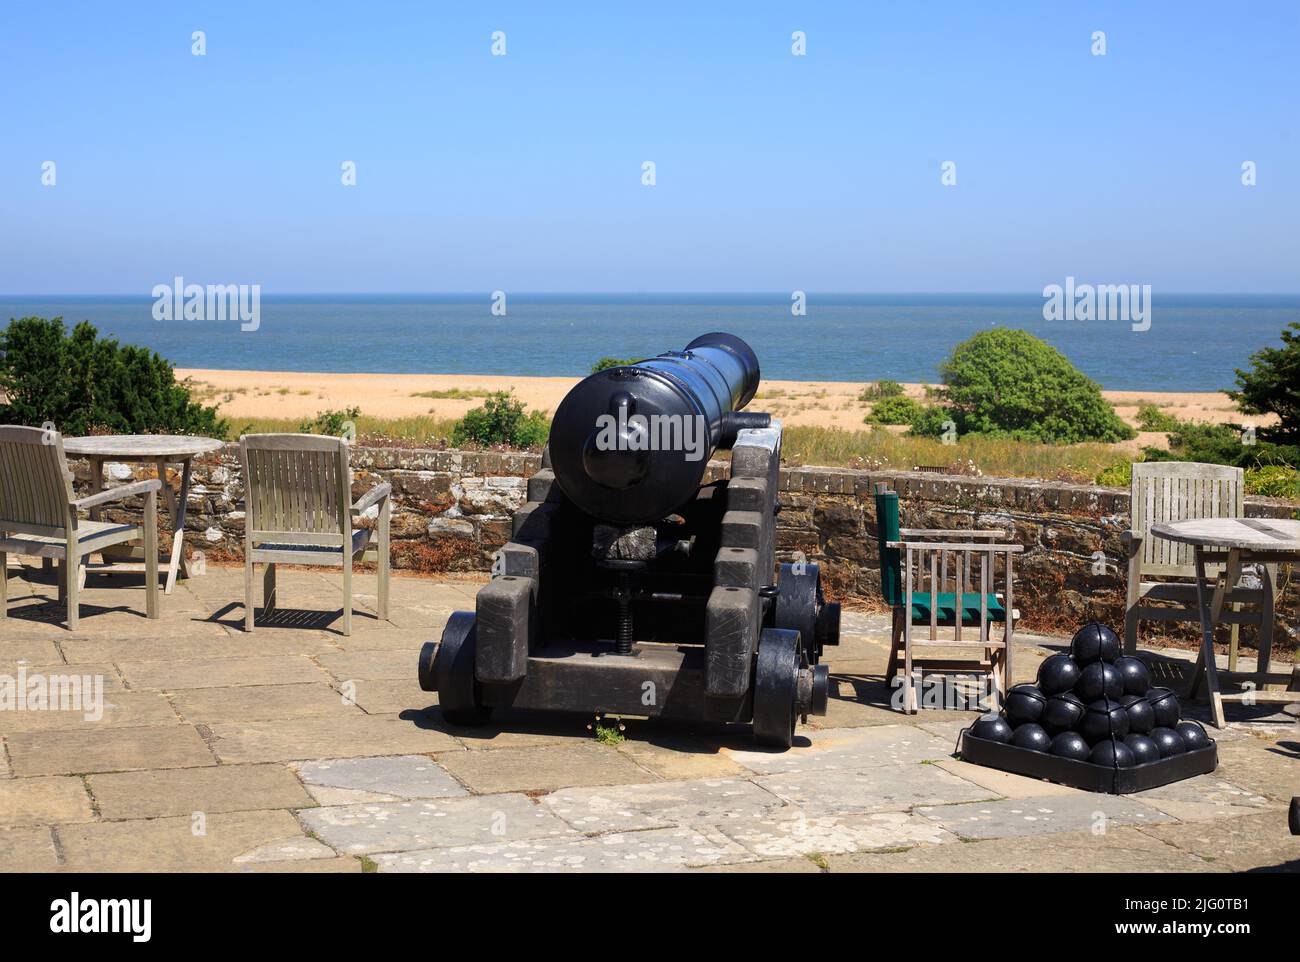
[899,528,1008,541]
[889,540,1023,553]
[73,479,162,511]
[351,482,392,514]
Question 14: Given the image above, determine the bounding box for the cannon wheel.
[753,627,802,748]
[776,563,823,664]
[421,611,492,727]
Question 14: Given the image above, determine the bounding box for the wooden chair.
[1123,460,1275,668]
[0,425,160,629]
[239,434,391,635]
[875,484,1022,713]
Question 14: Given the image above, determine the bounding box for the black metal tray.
[960,732,1217,794]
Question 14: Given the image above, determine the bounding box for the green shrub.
[858,380,905,401]
[1229,320,1300,445]
[299,407,360,437]
[866,395,925,426]
[908,405,960,439]
[590,356,640,374]
[1135,403,1180,432]
[1245,465,1300,499]
[1094,461,1134,488]
[938,328,1134,444]
[1142,418,1299,472]
[450,392,550,448]
[0,316,226,438]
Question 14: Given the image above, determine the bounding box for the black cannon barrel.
[548,332,766,524]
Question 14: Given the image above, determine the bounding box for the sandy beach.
[180,368,1271,434]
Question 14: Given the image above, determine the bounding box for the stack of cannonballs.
[968,622,1212,769]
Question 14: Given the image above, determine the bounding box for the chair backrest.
[0,425,74,536]
[1130,461,1244,576]
[873,484,902,606]
[240,434,351,541]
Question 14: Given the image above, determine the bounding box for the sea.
[1,293,1295,392]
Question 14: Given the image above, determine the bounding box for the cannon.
[418,332,839,747]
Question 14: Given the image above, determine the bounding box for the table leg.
[165,457,194,594]
[1191,546,1227,728]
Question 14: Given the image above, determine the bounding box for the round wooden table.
[1150,517,1300,726]
[62,435,225,594]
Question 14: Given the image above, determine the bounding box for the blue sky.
[1,1,1297,294]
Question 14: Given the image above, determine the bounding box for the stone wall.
[75,444,1297,643]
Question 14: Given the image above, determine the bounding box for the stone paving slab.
[614,738,749,780]
[334,626,444,652]
[56,809,324,871]
[0,776,94,827]
[932,758,1086,798]
[436,743,654,793]
[755,763,995,816]
[915,794,1177,840]
[11,662,127,691]
[343,678,436,715]
[315,649,423,682]
[62,632,338,663]
[438,715,588,751]
[376,826,753,873]
[117,654,329,690]
[724,725,954,775]
[1139,811,1300,873]
[542,778,787,833]
[234,856,364,873]
[1132,774,1273,822]
[293,755,469,804]
[0,742,9,777]
[89,763,315,819]
[300,793,576,854]
[171,682,354,724]
[6,724,215,776]
[718,810,960,859]
[1214,739,1300,804]
[207,714,461,763]
[0,638,62,664]
[0,690,178,733]
[828,825,1215,872]
[0,825,60,871]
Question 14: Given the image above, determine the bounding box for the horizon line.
[4,290,1300,299]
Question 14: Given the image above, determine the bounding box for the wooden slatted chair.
[0,425,160,629]
[239,434,391,635]
[1123,461,1275,667]
[875,484,1022,713]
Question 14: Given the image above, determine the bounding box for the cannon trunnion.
[418,334,838,748]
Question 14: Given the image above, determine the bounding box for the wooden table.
[1150,517,1300,727]
[62,435,225,594]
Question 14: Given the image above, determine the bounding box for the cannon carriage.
[418,333,839,747]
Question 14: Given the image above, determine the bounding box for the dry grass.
[228,413,460,446]
[780,425,1125,482]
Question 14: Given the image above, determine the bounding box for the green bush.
[938,328,1134,444]
[1135,403,1180,432]
[590,356,640,374]
[865,395,925,426]
[1094,460,1134,488]
[1246,465,1300,499]
[450,392,550,448]
[908,405,960,439]
[0,316,226,438]
[1141,418,1299,472]
[299,407,360,437]
[1229,320,1300,446]
[858,380,904,401]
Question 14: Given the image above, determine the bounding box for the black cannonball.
[1037,653,1082,695]
[1049,730,1091,761]
[1113,655,1152,695]
[1005,685,1047,726]
[1041,692,1086,734]
[1147,687,1181,728]
[1089,738,1136,768]
[1071,622,1121,666]
[1175,720,1211,752]
[968,715,1013,743]
[1149,726,1187,758]
[1080,699,1130,744]
[1124,733,1161,765]
[1010,722,1052,753]
[1119,693,1155,734]
[1076,662,1123,702]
